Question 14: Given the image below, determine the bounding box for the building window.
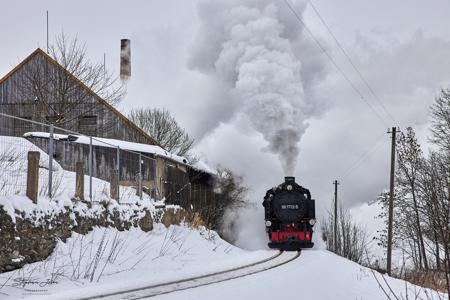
[46,115,60,124]
[78,115,97,136]
[14,116,32,136]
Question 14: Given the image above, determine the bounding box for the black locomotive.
[262,177,315,251]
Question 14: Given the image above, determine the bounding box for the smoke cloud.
[189,0,326,175]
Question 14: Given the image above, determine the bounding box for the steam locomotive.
[262,177,315,251]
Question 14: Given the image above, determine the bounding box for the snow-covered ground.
[0,136,152,209]
[0,136,446,300]
[1,224,444,300]
[155,249,444,300]
[0,225,272,299]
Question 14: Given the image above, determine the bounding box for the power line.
[307,0,397,125]
[322,132,386,213]
[282,0,389,128]
[341,131,386,179]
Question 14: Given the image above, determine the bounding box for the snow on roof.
[192,159,216,174]
[23,132,215,174]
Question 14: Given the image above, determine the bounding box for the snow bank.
[155,250,445,300]
[0,225,273,299]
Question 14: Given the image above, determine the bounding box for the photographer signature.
[12,277,58,288]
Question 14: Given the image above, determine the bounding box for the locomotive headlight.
[265,220,272,227]
[309,219,316,226]
[286,185,293,191]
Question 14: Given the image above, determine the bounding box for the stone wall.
[0,201,154,273]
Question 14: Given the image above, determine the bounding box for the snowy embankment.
[154,249,445,300]
[0,225,273,299]
[1,225,444,300]
[0,214,444,300]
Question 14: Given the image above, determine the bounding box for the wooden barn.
[0,48,215,208]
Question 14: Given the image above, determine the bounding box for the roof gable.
[0,48,159,146]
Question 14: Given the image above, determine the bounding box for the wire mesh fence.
[0,112,158,203]
[0,135,40,197]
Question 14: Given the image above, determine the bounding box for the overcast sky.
[2,0,450,248]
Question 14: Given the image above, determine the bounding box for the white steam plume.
[189,0,324,175]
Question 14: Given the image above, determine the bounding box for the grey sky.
[2,0,450,248]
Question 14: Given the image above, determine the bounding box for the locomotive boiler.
[262,177,316,250]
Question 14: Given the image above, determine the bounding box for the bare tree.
[128,108,195,158]
[412,152,450,297]
[18,32,125,126]
[396,127,428,270]
[213,167,249,242]
[321,205,369,264]
[430,88,450,153]
[373,91,450,295]
[429,88,450,296]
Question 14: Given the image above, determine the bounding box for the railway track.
[78,250,300,300]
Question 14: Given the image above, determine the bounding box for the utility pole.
[46,11,49,53]
[333,180,339,253]
[386,127,397,276]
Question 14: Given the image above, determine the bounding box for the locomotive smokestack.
[285,176,295,183]
[120,39,131,80]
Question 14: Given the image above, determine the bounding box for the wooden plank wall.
[0,53,150,144]
[0,51,216,214]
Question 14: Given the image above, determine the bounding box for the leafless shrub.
[187,212,205,229]
[154,227,186,259]
[321,205,369,264]
[85,230,109,282]
[212,167,249,241]
[0,146,27,196]
[369,265,446,300]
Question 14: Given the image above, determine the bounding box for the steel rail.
[80,250,300,300]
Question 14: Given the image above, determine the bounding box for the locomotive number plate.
[281,204,299,209]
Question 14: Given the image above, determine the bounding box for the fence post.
[48,124,54,198]
[75,162,85,200]
[89,136,93,201]
[110,170,119,200]
[137,153,143,199]
[116,146,120,202]
[26,151,40,203]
